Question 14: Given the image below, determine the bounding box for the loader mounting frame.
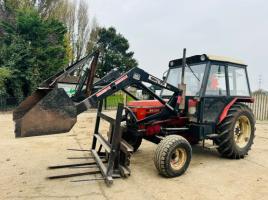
[91,102,133,185]
[47,103,133,186]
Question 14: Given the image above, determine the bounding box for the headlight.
[200,55,206,61]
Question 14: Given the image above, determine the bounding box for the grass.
[105,94,134,108]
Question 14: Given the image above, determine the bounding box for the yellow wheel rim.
[233,115,251,148]
[170,148,187,171]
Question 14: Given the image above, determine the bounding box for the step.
[205,134,220,139]
[203,144,219,150]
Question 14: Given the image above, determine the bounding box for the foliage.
[0,67,11,94]
[0,7,67,98]
[86,18,99,55]
[87,27,138,78]
[0,1,138,100]
[41,0,91,64]
[63,33,73,63]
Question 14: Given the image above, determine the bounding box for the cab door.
[200,63,231,124]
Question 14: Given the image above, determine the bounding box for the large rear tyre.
[215,103,255,159]
[154,135,192,177]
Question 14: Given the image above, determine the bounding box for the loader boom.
[76,67,182,114]
[14,58,182,137]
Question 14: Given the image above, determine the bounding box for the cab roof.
[169,54,246,67]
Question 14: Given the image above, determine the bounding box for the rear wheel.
[215,103,255,159]
[154,135,192,177]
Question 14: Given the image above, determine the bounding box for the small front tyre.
[154,135,192,177]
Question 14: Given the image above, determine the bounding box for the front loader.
[13,48,255,185]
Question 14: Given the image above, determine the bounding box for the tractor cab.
[161,54,252,124]
[128,54,252,125]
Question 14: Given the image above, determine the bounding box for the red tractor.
[123,51,255,177]
[14,49,255,184]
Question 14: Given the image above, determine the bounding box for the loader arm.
[76,67,182,115]
[40,50,100,89]
[13,50,100,124]
[14,66,182,137]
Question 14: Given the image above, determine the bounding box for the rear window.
[228,66,250,96]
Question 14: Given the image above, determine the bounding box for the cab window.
[161,63,206,97]
[205,65,227,96]
[228,66,250,96]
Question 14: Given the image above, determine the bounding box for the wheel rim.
[170,148,187,171]
[233,115,251,148]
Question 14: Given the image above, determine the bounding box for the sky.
[89,0,268,91]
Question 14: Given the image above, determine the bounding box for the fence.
[248,94,268,121]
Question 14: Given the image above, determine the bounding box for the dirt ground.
[1,111,268,200]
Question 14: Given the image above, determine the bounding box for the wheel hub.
[233,115,251,148]
[170,148,187,171]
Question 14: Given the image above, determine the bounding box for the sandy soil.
[0,111,268,200]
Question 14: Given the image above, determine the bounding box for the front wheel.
[215,103,255,159]
[154,135,192,177]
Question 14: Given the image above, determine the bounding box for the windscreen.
[161,63,206,97]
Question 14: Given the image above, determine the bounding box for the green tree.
[0,67,11,95]
[0,8,67,98]
[87,27,138,78]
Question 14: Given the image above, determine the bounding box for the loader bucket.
[13,88,77,137]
